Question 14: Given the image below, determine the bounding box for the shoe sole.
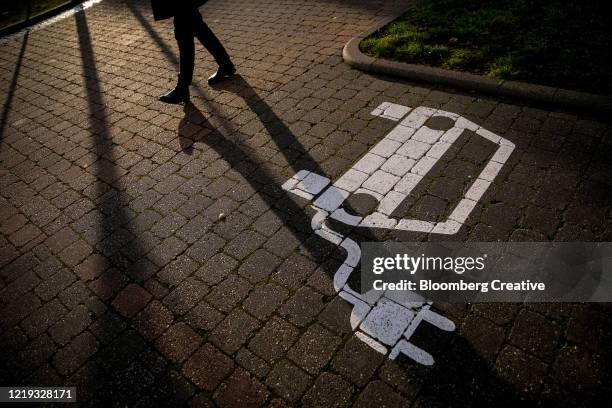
[208,70,236,85]
[159,98,189,104]
[158,93,190,104]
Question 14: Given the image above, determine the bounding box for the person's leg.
[185,8,235,84]
[174,12,196,89]
[160,11,195,103]
[188,8,233,68]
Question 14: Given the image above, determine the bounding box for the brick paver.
[1,0,611,406]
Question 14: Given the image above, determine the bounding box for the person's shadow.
[178,102,209,155]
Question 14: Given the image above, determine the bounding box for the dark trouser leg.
[187,8,233,67]
[173,13,195,88]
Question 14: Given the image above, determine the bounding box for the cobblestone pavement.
[1,0,612,406]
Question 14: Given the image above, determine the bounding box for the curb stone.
[342,16,612,112]
[0,0,95,41]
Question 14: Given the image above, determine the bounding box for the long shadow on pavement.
[0,0,36,142]
[74,10,196,405]
[0,32,28,143]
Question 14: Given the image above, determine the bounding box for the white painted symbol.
[282,103,515,365]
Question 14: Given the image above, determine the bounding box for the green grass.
[0,0,74,31]
[360,0,611,95]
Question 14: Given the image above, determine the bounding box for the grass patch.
[0,0,74,31]
[360,0,611,95]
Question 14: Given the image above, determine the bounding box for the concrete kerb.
[343,15,612,112]
[0,1,104,46]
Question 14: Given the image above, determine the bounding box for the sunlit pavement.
[0,0,611,406]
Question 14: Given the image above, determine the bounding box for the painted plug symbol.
[282,103,514,364]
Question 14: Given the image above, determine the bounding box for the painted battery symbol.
[282,102,515,365]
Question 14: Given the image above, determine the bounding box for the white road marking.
[281,102,515,364]
[360,298,415,345]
